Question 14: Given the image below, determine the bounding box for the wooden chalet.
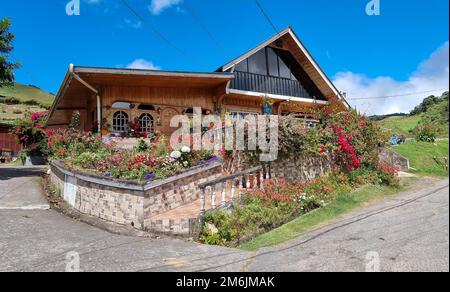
[46,27,349,136]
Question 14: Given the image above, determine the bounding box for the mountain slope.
[0,83,55,107]
[0,83,55,125]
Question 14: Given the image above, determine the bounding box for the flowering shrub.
[413,124,437,143]
[377,161,400,187]
[199,163,396,247]
[47,130,217,182]
[236,108,387,174]
[14,111,49,157]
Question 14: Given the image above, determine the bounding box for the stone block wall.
[270,156,334,183]
[49,161,222,235]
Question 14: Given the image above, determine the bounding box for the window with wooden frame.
[112,111,129,132]
[139,113,154,134]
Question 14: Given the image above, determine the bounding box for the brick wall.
[50,161,222,233]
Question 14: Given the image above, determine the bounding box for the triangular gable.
[218,27,349,108]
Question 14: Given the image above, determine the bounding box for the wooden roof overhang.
[46,66,234,126]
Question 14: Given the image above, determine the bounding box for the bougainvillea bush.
[46,130,217,182]
[14,111,49,157]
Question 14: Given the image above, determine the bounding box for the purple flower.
[199,156,219,165]
[208,156,219,163]
[104,172,111,177]
[145,172,155,181]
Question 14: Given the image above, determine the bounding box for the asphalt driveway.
[0,166,448,272]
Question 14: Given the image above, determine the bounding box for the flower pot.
[101,129,108,136]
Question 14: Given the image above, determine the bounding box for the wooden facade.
[47,28,348,136]
[0,123,21,157]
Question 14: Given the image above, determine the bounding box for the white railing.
[198,165,271,217]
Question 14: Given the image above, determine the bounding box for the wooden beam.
[56,107,87,111]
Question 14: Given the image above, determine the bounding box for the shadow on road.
[0,167,46,181]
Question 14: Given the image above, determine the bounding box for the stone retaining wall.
[49,161,222,235]
[379,147,410,172]
[269,155,334,183]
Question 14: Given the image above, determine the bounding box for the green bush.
[413,124,437,143]
[4,97,20,104]
[23,99,40,106]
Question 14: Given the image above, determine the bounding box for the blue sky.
[1,0,449,114]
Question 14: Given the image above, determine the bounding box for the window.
[305,119,320,129]
[229,110,259,121]
[138,104,155,111]
[278,50,291,79]
[112,102,132,109]
[139,113,154,134]
[234,59,248,72]
[248,49,267,75]
[267,48,279,77]
[112,111,129,132]
[184,108,211,115]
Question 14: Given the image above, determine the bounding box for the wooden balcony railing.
[231,71,312,99]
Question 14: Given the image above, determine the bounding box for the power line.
[346,88,449,100]
[120,0,202,66]
[182,2,225,54]
[253,0,279,35]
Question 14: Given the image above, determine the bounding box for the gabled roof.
[216,27,349,108]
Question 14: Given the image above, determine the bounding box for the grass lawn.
[394,141,449,177]
[240,180,415,250]
[377,115,422,137]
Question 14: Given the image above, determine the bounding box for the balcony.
[230,71,314,99]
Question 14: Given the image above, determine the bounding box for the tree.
[0,18,19,87]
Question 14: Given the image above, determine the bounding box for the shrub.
[23,99,40,106]
[4,97,20,104]
[198,175,357,247]
[413,124,437,143]
[377,161,400,187]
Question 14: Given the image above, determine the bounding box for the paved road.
[0,166,448,272]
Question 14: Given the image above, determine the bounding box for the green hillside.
[0,83,55,125]
[0,83,55,107]
[377,114,422,137]
[377,92,449,138]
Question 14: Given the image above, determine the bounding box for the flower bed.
[199,166,398,247]
[46,130,218,183]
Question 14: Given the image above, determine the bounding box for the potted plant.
[262,96,274,115]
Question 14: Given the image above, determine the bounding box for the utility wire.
[120,0,202,66]
[253,0,280,35]
[182,2,225,54]
[346,88,449,100]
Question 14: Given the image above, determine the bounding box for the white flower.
[170,151,182,160]
[181,146,191,153]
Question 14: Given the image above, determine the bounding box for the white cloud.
[149,0,183,15]
[124,18,142,29]
[333,42,449,115]
[126,59,161,70]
